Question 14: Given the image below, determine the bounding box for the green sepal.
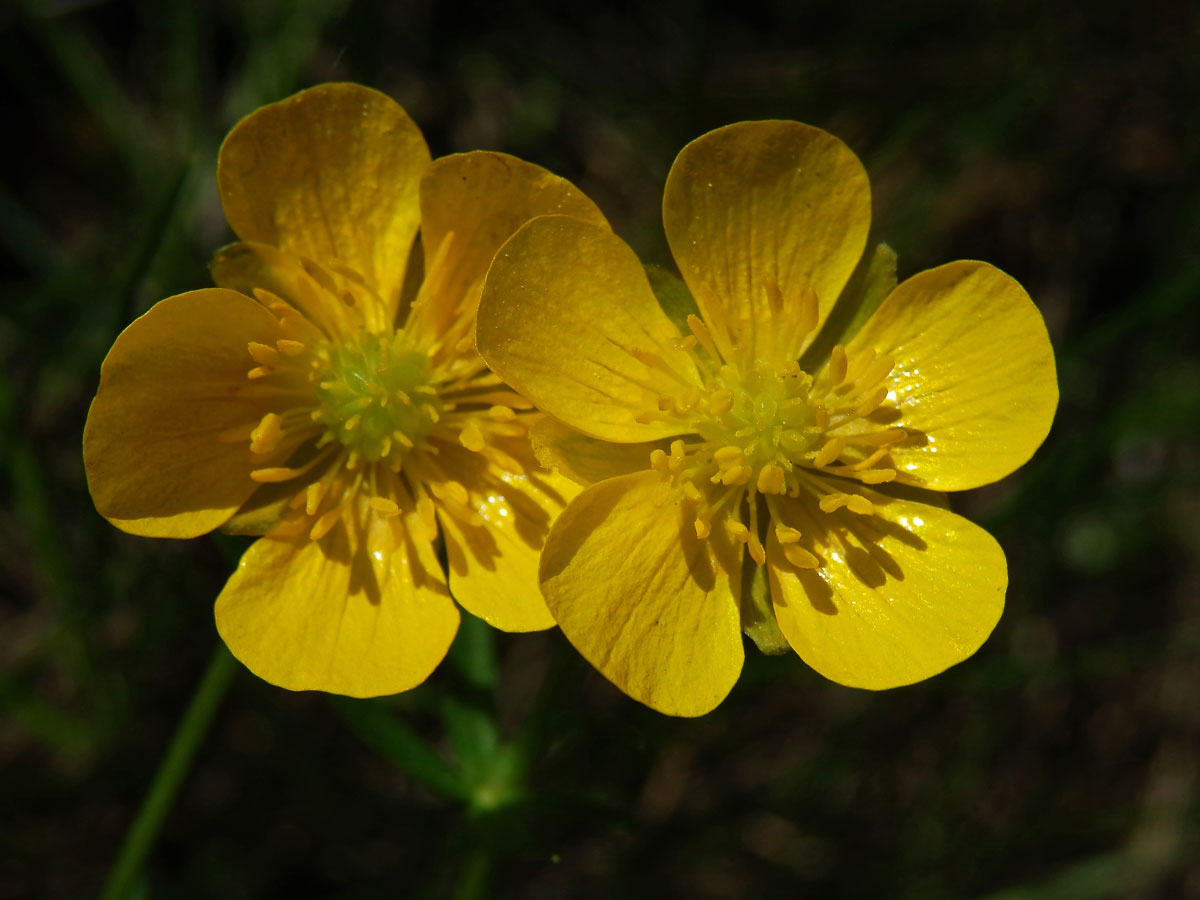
[800,242,898,372]
[219,482,294,535]
[739,560,791,656]
[645,263,700,332]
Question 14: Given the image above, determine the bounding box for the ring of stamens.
[640,278,909,568]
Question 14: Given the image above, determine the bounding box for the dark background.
[2,0,1198,897]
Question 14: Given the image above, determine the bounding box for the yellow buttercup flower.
[84,83,605,697]
[477,120,1058,716]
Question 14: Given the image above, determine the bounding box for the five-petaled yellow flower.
[477,121,1058,716]
[83,83,604,697]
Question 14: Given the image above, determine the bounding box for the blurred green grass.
[1,0,1198,897]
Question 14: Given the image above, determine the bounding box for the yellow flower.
[83,83,605,697]
[477,120,1058,716]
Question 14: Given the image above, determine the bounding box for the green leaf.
[330,697,466,802]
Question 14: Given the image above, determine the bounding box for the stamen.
[249,413,284,455]
[813,437,845,468]
[248,342,280,367]
[774,524,802,544]
[459,420,485,452]
[783,543,820,569]
[829,345,848,387]
[756,463,785,495]
[370,497,401,517]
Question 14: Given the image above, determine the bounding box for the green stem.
[100,644,238,900]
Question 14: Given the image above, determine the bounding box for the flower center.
[312,332,441,464]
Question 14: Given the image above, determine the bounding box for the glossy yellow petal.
[436,438,578,632]
[478,216,700,442]
[217,83,430,321]
[767,487,1006,689]
[845,260,1058,491]
[540,471,744,716]
[215,517,459,697]
[528,416,659,487]
[411,151,608,341]
[663,121,871,356]
[83,289,294,538]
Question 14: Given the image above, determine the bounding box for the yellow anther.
[721,465,753,486]
[370,497,401,517]
[727,520,749,540]
[276,339,307,357]
[682,481,703,502]
[709,389,734,416]
[829,345,848,386]
[819,494,849,514]
[250,466,301,483]
[783,543,820,569]
[774,524,803,544]
[395,389,412,405]
[857,355,895,393]
[756,463,786,495]
[813,437,846,468]
[305,481,326,516]
[392,430,414,449]
[343,414,362,431]
[421,403,440,423]
[657,395,674,412]
[247,342,280,367]
[855,386,890,418]
[694,514,713,540]
[249,413,284,455]
[459,420,486,452]
[714,445,744,464]
[846,494,875,516]
[775,360,802,378]
[650,448,670,471]
[309,508,341,541]
[859,468,897,484]
[669,439,687,473]
[814,403,829,429]
[487,405,516,421]
[747,534,766,566]
[247,366,272,380]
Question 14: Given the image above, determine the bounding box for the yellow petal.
[411,151,609,341]
[845,260,1058,491]
[540,471,744,716]
[663,121,871,357]
[436,438,578,632]
[215,518,459,697]
[83,289,293,538]
[217,83,430,322]
[767,487,1006,689]
[478,215,700,442]
[528,416,659,487]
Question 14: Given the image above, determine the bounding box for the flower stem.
[100,644,238,900]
